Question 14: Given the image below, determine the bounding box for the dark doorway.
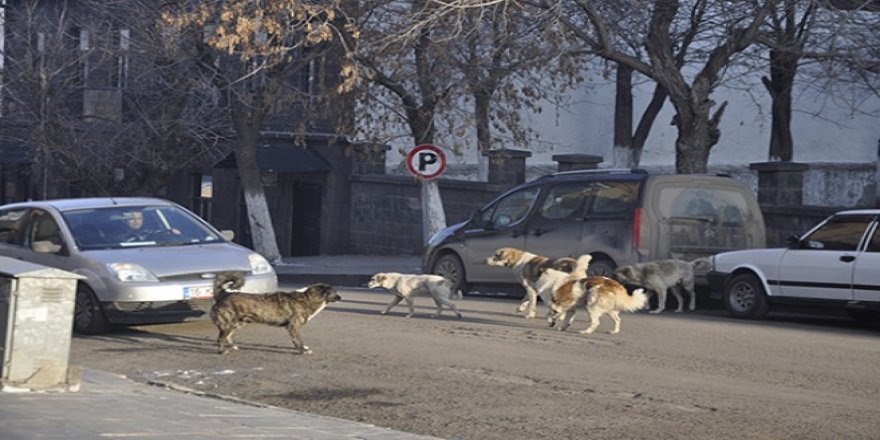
[290,181,323,256]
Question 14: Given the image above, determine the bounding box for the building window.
[77,28,90,86]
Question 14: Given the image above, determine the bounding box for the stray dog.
[548,276,647,334]
[368,273,462,318]
[210,272,341,355]
[486,247,578,319]
[533,253,592,316]
[614,258,705,314]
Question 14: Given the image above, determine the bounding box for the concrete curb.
[278,273,372,287]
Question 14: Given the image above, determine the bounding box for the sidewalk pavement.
[0,255,435,440]
[274,254,423,286]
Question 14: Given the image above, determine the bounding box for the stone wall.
[761,205,839,247]
[345,146,878,256]
[349,175,509,255]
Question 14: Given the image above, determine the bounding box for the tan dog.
[211,272,341,355]
[486,247,578,319]
[549,276,647,335]
[368,273,462,319]
[614,258,705,313]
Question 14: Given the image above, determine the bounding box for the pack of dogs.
[205,248,709,355]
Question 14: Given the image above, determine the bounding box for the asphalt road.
[70,286,880,440]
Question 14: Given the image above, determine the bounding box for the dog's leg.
[668,285,685,313]
[216,322,241,354]
[581,308,603,334]
[558,309,575,331]
[435,295,463,319]
[682,277,696,311]
[381,295,405,315]
[524,284,539,319]
[403,296,416,318]
[608,311,622,334]
[216,328,230,354]
[286,318,311,355]
[648,282,667,314]
[564,309,577,330]
[431,297,443,318]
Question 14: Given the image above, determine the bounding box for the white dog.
[368,273,462,318]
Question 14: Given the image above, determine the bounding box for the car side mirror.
[32,240,63,254]
[220,230,235,241]
[786,234,801,249]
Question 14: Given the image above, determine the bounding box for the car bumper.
[96,273,278,325]
[707,270,729,300]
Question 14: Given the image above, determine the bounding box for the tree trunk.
[763,50,797,162]
[231,104,282,263]
[474,89,492,181]
[671,98,712,174]
[612,64,635,167]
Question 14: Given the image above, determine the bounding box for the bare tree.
[343,0,466,242]
[753,0,880,162]
[163,0,356,262]
[449,3,583,179]
[1,0,227,196]
[550,0,773,173]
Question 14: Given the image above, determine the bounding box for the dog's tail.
[572,254,592,278]
[213,271,246,301]
[619,288,648,312]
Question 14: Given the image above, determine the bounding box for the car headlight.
[107,263,159,282]
[248,253,274,275]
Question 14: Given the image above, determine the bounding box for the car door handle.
[840,255,856,263]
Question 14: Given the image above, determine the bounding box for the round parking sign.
[406,144,446,180]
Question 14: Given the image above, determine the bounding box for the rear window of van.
[657,187,751,225]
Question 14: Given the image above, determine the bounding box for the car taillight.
[633,207,642,249]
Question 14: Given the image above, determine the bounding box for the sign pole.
[407,145,448,244]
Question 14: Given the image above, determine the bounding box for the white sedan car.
[708,209,880,322]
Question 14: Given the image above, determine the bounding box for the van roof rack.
[538,168,649,180]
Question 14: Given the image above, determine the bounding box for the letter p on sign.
[406,144,446,180]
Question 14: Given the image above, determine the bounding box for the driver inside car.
[118,210,179,242]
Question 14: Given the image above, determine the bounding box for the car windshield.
[61,205,223,250]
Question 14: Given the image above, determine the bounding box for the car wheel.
[724,273,769,319]
[587,258,616,277]
[74,284,110,335]
[432,253,470,295]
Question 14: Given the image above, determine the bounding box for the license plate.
[183,286,213,300]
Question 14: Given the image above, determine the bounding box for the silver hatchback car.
[0,197,277,334]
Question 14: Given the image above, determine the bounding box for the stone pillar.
[350,142,390,175]
[485,149,532,186]
[749,161,808,205]
[552,154,604,172]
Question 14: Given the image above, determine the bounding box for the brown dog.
[548,276,647,335]
[210,272,341,355]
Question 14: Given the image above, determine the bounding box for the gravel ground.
[71,287,880,440]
